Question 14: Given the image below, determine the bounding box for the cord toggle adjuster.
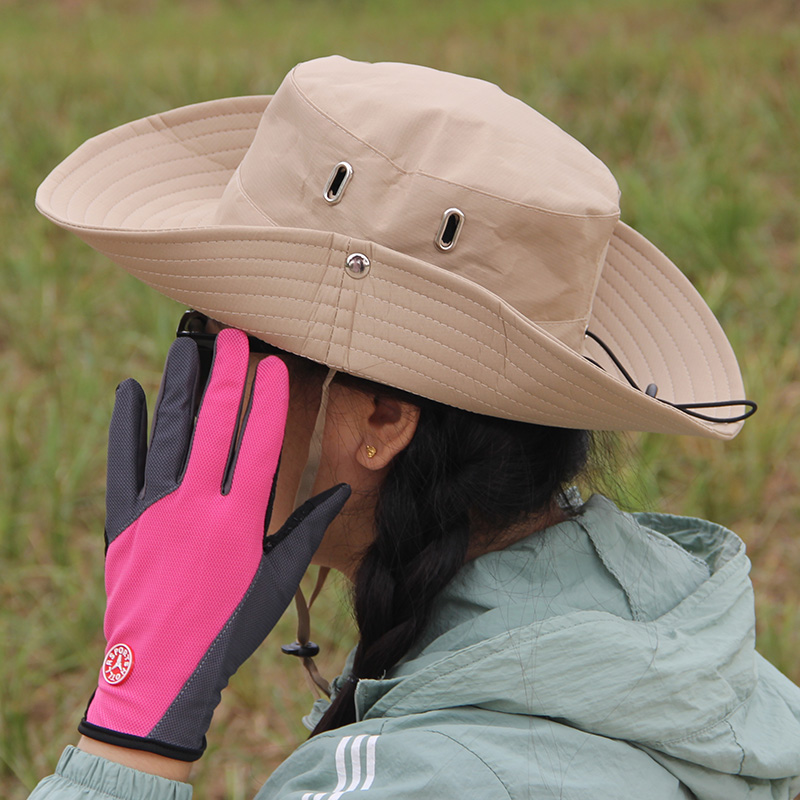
[281,641,321,658]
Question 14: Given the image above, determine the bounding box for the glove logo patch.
[102,643,134,686]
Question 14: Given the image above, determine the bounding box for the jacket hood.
[345,496,800,798]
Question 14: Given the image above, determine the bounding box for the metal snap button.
[345,253,371,279]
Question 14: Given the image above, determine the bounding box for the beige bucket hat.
[36,56,754,438]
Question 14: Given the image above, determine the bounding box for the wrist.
[79,713,207,762]
[78,735,193,782]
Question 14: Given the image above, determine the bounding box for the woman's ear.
[356,394,420,470]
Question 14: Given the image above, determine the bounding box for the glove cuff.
[78,718,206,763]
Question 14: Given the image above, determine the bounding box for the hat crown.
[36,56,747,438]
[292,57,618,216]
[217,56,621,350]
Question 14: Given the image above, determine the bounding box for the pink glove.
[79,329,349,761]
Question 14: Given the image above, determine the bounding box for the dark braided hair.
[311,383,592,735]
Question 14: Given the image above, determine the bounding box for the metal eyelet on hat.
[323,161,353,205]
[345,252,370,279]
[435,207,465,252]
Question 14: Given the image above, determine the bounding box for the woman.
[29,56,800,799]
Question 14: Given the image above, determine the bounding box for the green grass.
[1,0,799,797]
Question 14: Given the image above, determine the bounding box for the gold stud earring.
[365,444,377,459]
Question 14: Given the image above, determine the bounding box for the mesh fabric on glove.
[79,328,350,761]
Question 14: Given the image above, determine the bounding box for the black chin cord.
[584,330,757,425]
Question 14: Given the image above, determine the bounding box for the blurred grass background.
[1,0,798,797]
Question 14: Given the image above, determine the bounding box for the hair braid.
[311,396,591,735]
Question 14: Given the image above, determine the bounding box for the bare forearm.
[77,736,192,782]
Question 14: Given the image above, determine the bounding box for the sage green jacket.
[29,496,800,799]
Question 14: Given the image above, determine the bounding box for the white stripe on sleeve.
[305,733,381,799]
[341,734,368,796]
[361,735,379,791]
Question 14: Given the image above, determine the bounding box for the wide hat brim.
[36,95,748,438]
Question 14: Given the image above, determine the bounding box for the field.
[1,0,798,797]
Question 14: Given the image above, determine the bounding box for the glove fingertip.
[216,327,249,347]
[169,335,200,360]
[250,356,290,425]
[107,378,149,543]
[302,483,352,526]
[161,338,201,401]
[115,377,145,401]
[110,379,147,442]
[264,484,351,555]
[255,355,289,388]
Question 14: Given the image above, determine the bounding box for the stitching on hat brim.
[102,237,731,437]
[592,276,678,400]
[37,96,742,439]
[119,263,645,426]
[46,99,266,226]
[134,278,645,429]
[35,192,742,438]
[606,235,718,400]
[93,140,254,228]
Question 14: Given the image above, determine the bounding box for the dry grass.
[1,0,799,797]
